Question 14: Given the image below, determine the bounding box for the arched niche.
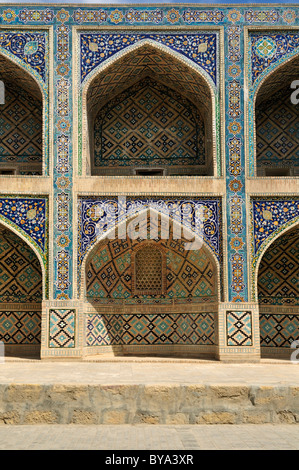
[254,53,299,177]
[82,214,220,358]
[0,223,43,358]
[83,42,216,177]
[257,225,299,357]
[0,52,43,176]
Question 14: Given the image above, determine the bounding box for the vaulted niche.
[83,214,219,358]
[86,44,215,176]
[258,226,299,357]
[255,54,299,177]
[0,224,42,358]
[0,53,43,176]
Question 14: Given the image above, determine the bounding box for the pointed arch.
[254,50,299,102]
[256,222,299,357]
[0,221,43,358]
[252,51,299,176]
[82,207,219,358]
[82,38,216,96]
[0,47,44,99]
[81,206,220,302]
[0,48,46,175]
[0,217,46,299]
[80,39,218,177]
[253,218,299,301]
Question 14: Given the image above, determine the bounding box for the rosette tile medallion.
[0,3,297,360]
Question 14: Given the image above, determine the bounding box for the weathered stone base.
[261,347,295,360]
[82,344,217,359]
[4,345,40,358]
[1,384,299,424]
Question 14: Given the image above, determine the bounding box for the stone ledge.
[0,383,299,424]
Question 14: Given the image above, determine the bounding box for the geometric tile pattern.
[256,86,299,169]
[80,32,218,86]
[0,310,41,344]
[226,24,247,302]
[250,32,299,85]
[49,309,75,348]
[260,314,299,348]
[166,248,217,301]
[94,77,205,169]
[53,14,73,301]
[230,253,246,295]
[124,9,162,24]
[182,9,224,23]
[18,8,55,23]
[82,40,217,176]
[0,83,42,165]
[0,31,47,83]
[84,42,215,122]
[252,199,299,255]
[248,32,299,176]
[74,8,225,25]
[1,4,299,358]
[78,196,222,283]
[226,311,252,346]
[86,225,218,304]
[0,28,49,176]
[0,52,42,103]
[86,313,215,346]
[64,6,299,30]
[0,197,47,253]
[0,228,42,302]
[258,228,299,305]
[245,9,279,24]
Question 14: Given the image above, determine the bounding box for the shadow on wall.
[258,226,299,358]
[0,225,42,359]
[84,227,219,358]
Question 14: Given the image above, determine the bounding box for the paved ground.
[1,358,299,447]
[1,357,299,385]
[0,424,298,450]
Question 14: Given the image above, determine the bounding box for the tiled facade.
[256,85,299,173]
[0,82,42,174]
[93,77,207,175]
[0,4,298,361]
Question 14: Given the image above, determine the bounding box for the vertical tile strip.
[226,25,248,302]
[53,12,73,300]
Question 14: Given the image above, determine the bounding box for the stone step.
[1,382,299,425]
